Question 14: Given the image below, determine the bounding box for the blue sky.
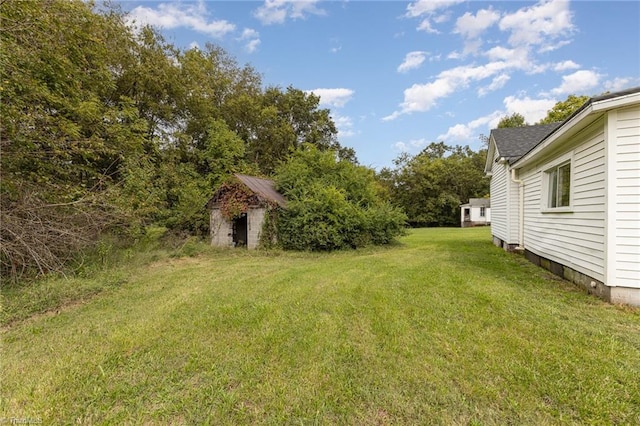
[122,0,640,169]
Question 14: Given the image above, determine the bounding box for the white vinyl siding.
[507,171,520,244]
[471,206,490,223]
[521,120,606,281]
[610,105,640,288]
[489,144,509,242]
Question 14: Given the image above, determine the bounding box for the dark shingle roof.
[490,122,561,163]
[470,198,490,207]
[460,198,490,208]
[235,174,286,207]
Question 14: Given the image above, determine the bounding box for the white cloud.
[409,138,429,149]
[406,0,463,17]
[386,1,579,121]
[332,113,356,138]
[398,51,427,73]
[406,0,464,33]
[393,141,409,152]
[433,13,452,24]
[499,0,574,48]
[553,60,580,72]
[238,28,261,53]
[126,2,235,38]
[604,77,639,93]
[438,123,473,141]
[254,0,325,25]
[382,111,402,122]
[240,28,259,39]
[245,39,261,53]
[484,46,530,65]
[478,74,511,97]
[550,70,601,95]
[437,111,503,142]
[385,61,520,120]
[392,138,429,154]
[538,39,572,53]
[417,19,439,34]
[307,88,355,108]
[503,95,557,123]
[454,8,500,39]
[394,79,456,117]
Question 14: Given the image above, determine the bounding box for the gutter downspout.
[510,168,525,251]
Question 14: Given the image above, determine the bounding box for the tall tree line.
[378,142,489,227]
[0,0,350,277]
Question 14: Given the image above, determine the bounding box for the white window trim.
[541,151,574,213]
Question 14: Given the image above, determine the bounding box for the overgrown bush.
[274,146,406,251]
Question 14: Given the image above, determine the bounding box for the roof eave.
[483,136,497,174]
[513,91,640,169]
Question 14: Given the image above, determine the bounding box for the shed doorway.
[232,213,248,247]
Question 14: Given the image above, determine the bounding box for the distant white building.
[460,198,491,227]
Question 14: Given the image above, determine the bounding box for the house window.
[547,161,571,208]
[479,207,486,217]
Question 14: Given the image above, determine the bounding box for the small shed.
[208,174,286,249]
[460,198,491,227]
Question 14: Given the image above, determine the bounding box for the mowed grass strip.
[2,228,639,424]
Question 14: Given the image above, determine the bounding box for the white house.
[485,87,640,306]
[460,198,491,227]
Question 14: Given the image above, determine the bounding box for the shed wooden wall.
[210,208,234,248]
[210,207,267,250]
[246,208,266,250]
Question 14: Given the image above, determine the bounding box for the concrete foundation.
[492,235,640,306]
[524,249,612,302]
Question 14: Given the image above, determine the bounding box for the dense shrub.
[274,146,406,251]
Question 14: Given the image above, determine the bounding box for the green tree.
[389,143,489,227]
[497,112,527,128]
[538,94,590,124]
[0,0,150,277]
[274,146,406,250]
[247,86,344,174]
[0,0,368,276]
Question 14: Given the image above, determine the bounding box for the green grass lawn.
[2,228,639,424]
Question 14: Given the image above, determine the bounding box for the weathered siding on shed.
[489,146,509,242]
[610,105,640,289]
[246,208,266,250]
[520,121,606,281]
[210,209,233,248]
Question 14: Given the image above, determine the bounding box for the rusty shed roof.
[234,174,287,207]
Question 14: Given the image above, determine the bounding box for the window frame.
[479,206,486,217]
[542,152,574,213]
